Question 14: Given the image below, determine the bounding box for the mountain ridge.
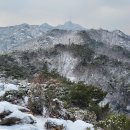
[0,22,130,113]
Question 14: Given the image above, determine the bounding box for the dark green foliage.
[96,114,130,130]
[63,82,108,120]
[29,64,109,120]
[41,63,72,84]
[0,54,28,79]
[89,103,109,121]
[54,43,95,66]
[69,44,94,63]
[28,97,44,115]
[1,90,26,103]
[4,65,28,79]
[41,63,60,79]
[40,64,109,120]
[28,84,44,115]
[68,82,106,108]
[55,43,94,60]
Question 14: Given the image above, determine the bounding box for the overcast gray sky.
[0,0,130,34]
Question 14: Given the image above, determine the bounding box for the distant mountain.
[40,23,54,32]
[0,21,86,53]
[56,21,85,30]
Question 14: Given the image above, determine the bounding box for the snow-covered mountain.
[0,22,130,113]
[56,21,85,30]
[0,21,85,53]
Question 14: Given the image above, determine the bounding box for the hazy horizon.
[0,0,130,34]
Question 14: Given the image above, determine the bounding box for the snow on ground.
[24,96,29,106]
[46,118,95,130]
[35,116,46,130]
[0,124,39,130]
[67,120,94,130]
[0,101,29,113]
[5,110,35,124]
[0,116,45,130]
[0,101,35,125]
[0,115,95,130]
[0,101,37,129]
[0,83,18,96]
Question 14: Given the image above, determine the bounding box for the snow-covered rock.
[0,124,39,130]
[0,83,18,97]
[0,82,28,105]
[45,118,95,130]
[0,101,35,125]
[67,120,94,130]
[45,118,66,130]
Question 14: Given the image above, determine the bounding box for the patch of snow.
[4,83,18,91]
[67,120,94,130]
[46,118,95,130]
[0,83,18,97]
[126,105,130,111]
[0,101,34,124]
[5,110,35,124]
[0,91,5,97]
[0,124,39,130]
[0,101,29,113]
[24,96,28,106]
[49,52,78,81]
[47,118,67,126]
[99,97,109,107]
[35,116,46,130]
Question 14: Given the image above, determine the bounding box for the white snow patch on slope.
[49,52,77,81]
[0,83,18,96]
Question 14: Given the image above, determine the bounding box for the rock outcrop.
[0,101,35,125]
[45,118,95,130]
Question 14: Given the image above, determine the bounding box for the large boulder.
[0,101,35,125]
[45,118,66,130]
[45,118,95,130]
[0,82,28,105]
